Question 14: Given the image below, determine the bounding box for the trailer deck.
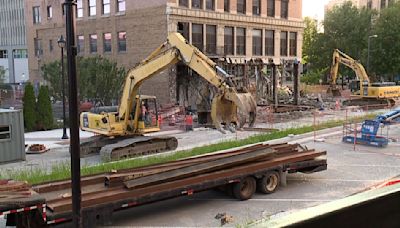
[1,143,327,227]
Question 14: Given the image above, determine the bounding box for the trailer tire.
[233,176,256,200]
[258,171,280,194]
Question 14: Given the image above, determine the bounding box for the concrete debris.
[215,212,234,226]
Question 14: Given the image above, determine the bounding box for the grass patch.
[0,113,379,185]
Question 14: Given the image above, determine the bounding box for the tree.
[41,60,66,101]
[41,56,125,106]
[370,2,400,80]
[305,2,374,81]
[23,83,37,131]
[302,17,318,64]
[37,86,54,130]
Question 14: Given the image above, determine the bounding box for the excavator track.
[343,97,396,108]
[80,135,178,161]
[99,136,178,161]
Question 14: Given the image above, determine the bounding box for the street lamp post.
[367,34,378,74]
[58,35,69,140]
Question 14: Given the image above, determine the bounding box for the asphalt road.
[107,125,400,227]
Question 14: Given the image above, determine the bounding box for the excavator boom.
[80,33,257,160]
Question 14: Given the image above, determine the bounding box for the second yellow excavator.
[328,49,400,106]
[79,33,257,161]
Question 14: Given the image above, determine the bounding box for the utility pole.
[64,0,82,227]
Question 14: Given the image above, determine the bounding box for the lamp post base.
[62,129,69,140]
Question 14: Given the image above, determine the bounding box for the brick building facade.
[25,0,304,105]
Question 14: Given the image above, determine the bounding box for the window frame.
[192,0,203,9]
[265,30,275,56]
[89,34,98,53]
[103,33,112,53]
[224,26,234,55]
[267,0,275,17]
[236,27,246,55]
[102,0,111,15]
[77,0,83,18]
[206,25,217,55]
[88,0,97,16]
[47,5,53,18]
[224,0,230,12]
[0,125,11,142]
[192,23,204,51]
[252,0,261,16]
[237,0,246,14]
[281,0,288,19]
[33,6,41,24]
[289,32,297,56]
[252,29,262,56]
[179,0,189,7]
[280,31,288,56]
[77,35,85,54]
[205,0,215,10]
[118,31,127,52]
[117,0,126,12]
[0,50,8,59]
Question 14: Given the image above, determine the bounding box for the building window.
[77,35,85,53]
[102,0,110,14]
[289,32,297,56]
[77,0,83,17]
[224,0,230,12]
[0,125,11,141]
[280,31,288,56]
[224,27,234,55]
[90,34,97,53]
[118,32,127,52]
[236,27,246,55]
[177,22,190,40]
[206,25,216,55]
[265,30,274,56]
[192,24,204,51]
[117,0,126,12]
[281,0,288,19]
[179,0,189,7]
[192,0,203,9]
[13,50,28,58]
[103,33,112,53]
[237,0,246,14]
[252,0,261,15]
[206,0,214,10]
[267,0,275,17]
[49,39,53,52]
[47,6,53,18]
[380,0,386,9]
[252,29,262,56]
[34,38,43,56]
[0,50,7,59]
[33,6,41,24]
[89,0,96,16]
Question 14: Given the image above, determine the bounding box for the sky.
[302,0,331,20]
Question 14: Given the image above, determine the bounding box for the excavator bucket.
[211,91,257,134]
[327,86,342,97]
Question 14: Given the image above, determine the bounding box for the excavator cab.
[133,95,159,134]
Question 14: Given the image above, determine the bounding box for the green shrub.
[301,69,325,85]
[22,83,36,131]
[37,86,54,130]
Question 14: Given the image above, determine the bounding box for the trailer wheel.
[233,176,256,200]
[258,171,280,194]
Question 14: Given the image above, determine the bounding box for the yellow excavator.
[328,49,400,106]
[80,33,257,161]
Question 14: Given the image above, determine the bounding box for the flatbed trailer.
[1,143,327,227]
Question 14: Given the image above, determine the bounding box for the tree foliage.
[22,83,37,131]
[370,2,400,80]
[37,86,54,130]
[304,2,374,81]
[302,17,318,64]
[41,56,126,106]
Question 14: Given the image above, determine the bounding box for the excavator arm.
[85,33,256,135]
[328,49,370,96]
